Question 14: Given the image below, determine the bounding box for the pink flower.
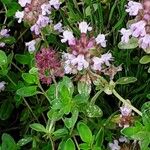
[120,28,132,43]
[100,52,113,66]
[54,22,63,32]
[139,34,150,53]
[130,20,146,37]
[18,0,31,7]
[95,34,107,47]
[79,21,92,33]
[30,24,40,35]
[49,0,62,10]
[25,40,36,52]
[41,3,51,16]
[71,54,89,71]
[35,48,64,85]
[120,104,132,117]
[0,29,10,37]
[0,81,6,92]
[61,30,75,45]
[36,15,51,28]
[125,1,143,16]
[92,57,103,71]
[108,140,120,150]
[15,11,24,23]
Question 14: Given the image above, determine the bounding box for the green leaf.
[95,127,104,147]
[22,73,38,84]
[47,109,63,121]
[15,54,31,65]
[30,123,47,133]
[17,137,32,146]
[77,122,92,144]
[53,128,68,139]
[77,81,91,95]
[139,55,150,64]
[118,37,138,49]
[0,37,16,44]
[0,50,7,66]
[64,109,79,129]
[0,101,14,120]
[1,0,12,5]
[16,86,38,97]
[1,133,17,150]
[116,77,137,85]
[29,67,38,75]
[79,143,90,150]
[121,127,140,138]
[84,104,103,118]
[64,138,75,150]
[141,102,150,125]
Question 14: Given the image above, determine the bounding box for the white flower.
[18,0,31,7]
[61,30,75,45]
[130,20,146,37]
[0,29,10,37]
[49,0,62,10]
[125,1,143,16]
[30,24,40,35]
[100,52,113,66]
[0,81,6,92]
[41,3,51,16]
[36,15,51,28]
[95,34,107,47]
[54,22,63,32]
[15,11,24,23]
[63,53,77,74]
[92,57,103,71]
[79,21,92,33]
[139,34,150,53]
[25,40,36,52]
[120,104,132,116]
[0,43,5,47]
[108,140,120,150]
[119,136,128,143]
[71,54,89,71]
[120,28,132,43]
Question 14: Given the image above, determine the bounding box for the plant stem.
[38,83,51,102]
[73,136,80,150]
[6,75,39,121]
[23,98,39,122]
[91,89,103,104]
[113,89,142,116]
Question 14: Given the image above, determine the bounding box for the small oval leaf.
[139,55,150,64]
[30,123,47,133]
[64,138,75,150]
[116,77,137,85]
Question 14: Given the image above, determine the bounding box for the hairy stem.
[113,89,142,116]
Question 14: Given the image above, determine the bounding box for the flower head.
[0,29,10,37]
[35,48,64,85]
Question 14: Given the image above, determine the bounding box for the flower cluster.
[120,0,150,53]
[62,21,121,80]
[35,47,64,85]
[119,101,133,128]
[0,28,10,47]
[15,0,62,35]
